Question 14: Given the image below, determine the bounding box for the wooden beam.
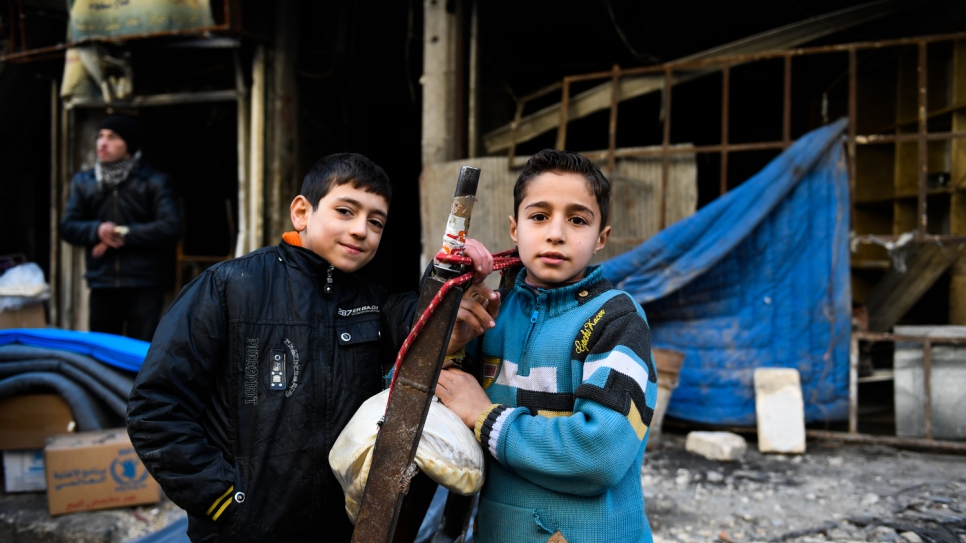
[865,242,966,332]
[482,0,908,154]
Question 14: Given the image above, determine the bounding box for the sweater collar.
[514,265,609,316]
[278,233,345,285]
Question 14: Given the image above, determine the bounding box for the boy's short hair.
[300,153,392,208]
[513,149,610,229]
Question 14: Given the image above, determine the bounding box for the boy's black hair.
[300,153,392,208]
[513,149,610,229]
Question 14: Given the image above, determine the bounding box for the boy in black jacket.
[127,153,497,542]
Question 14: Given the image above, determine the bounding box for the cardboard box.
[44,429,160,516]
[0,301,46,329]
[0,394,75,450]
[3,449,47,492]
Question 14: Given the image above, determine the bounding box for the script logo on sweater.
[574,309,606,354]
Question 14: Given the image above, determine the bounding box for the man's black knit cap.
[99,114,140,154]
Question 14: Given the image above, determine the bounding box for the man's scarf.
[95,150,141,190]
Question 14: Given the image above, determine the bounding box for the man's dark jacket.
[126,241,419,542]
[59,163,181,288]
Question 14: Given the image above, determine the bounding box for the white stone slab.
[754,368,806,454]
[684,431,747,461]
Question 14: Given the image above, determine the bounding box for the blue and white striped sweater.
[471,265,657,543]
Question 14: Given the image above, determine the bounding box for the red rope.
[383,249,521,410]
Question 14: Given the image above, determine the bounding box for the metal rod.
[783,54,792,146]
[48,77,59,328]
[853,331,966,345]
[433,166,481,279]
[0,23,240,63]
[467,0,479,158]
[849,334,859,434]
[661,67,672,229]
[557,78,571,150]
[16,0,26,52]
[560,31,966,82]
[917,41,929,239]
[720,63,730,195]
[6,0,17,55]
[855,130,966,144]
[848,48,858,234]
[607,64,620,177]
[806,430,966,453]
[922,339,933,440]
[507,101,524,169]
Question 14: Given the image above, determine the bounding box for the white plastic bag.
[0,263,50,312]
[329,388,484,523]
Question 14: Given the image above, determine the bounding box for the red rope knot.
[382,248,521,411]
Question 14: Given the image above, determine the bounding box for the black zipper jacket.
[59,163,182,289]
[126,240,419,542]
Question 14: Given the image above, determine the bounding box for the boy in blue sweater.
[436,149,658,543]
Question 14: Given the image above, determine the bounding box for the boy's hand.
[436,368,492,428]
[448,283,500,355]
[463,238,493,284]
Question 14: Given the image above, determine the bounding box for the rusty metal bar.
[849,333,859,434]
[917,41,929,239]
[350,280,463,543]
[855,130,966,144]
[7,0,17,56]
[16,0,26,52]
[783,54,792,147]
[922,338,933,440]
[853,331,966,344]
[848,48,858,232]
[806,430,966,453]
[560,31,966,80]
[720,63,730,195]
[661,67,673,229]
[0,21,247,63]
[506,100,525,169]
[557,77,571,150]
[607,64,620,176]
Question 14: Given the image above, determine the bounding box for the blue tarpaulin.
[602,118,851,426]
[0,328,148,373]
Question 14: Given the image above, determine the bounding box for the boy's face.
[290,182,388,273]
[509,172,610,288]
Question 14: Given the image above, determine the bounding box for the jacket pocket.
[335,316,384,397]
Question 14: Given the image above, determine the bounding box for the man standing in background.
[60,113,181,342]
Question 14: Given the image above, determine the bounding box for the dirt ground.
[644,432,966,543]
[2,430,965,542]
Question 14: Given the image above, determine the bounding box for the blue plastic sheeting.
[602,118,851,426]
[0,328,148,373]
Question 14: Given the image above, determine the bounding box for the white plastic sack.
[329,388,484,523]
[0,263,50,312]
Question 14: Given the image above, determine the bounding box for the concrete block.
[685,431,747,461]
[754,368,806,454]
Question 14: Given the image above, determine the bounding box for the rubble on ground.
[644,434,966,543]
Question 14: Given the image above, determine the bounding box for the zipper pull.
[325,265,334,295]
[530,309,538,324]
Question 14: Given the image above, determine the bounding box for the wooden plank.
[350,277,464,543]
[865,242,966,332]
